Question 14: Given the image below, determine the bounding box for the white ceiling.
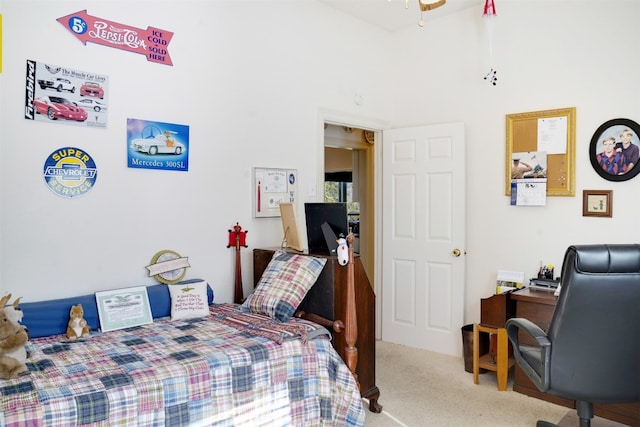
[318,0,480,33]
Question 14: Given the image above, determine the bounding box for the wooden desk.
[511,288,640,426]
[253,248,381,413]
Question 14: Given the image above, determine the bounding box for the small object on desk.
[529,278,560,290]
[496,270,525,294]
[537,263,554,279]
[496,283,518,294]
[554,284,562,297]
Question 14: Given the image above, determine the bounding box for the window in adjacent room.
[324,171,360,235]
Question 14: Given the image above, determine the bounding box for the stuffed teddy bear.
[0,294,29,365]
[0,306,29,379]
[66,304,90,340]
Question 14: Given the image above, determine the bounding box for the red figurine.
[227,223,248,304]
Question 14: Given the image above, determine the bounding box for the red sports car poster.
[24,60,109,128]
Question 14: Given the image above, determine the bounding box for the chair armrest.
[505,318,550,348]
[505,317,551,392]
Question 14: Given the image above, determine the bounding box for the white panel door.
[381,123,466,356]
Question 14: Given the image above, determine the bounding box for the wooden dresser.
[253,248,381,413]
[511,288,640,426]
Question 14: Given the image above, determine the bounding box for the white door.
[381,123,466,356]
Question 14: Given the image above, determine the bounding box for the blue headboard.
[19,279,214,339]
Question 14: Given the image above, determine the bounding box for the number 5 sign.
[57,10,174,66]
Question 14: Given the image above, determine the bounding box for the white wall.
[1,0,639,329]
[386,1,640,322]
[0,0,393,301]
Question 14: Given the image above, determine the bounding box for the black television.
[304,202,349,255]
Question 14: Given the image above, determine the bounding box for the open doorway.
[323,124,375,287]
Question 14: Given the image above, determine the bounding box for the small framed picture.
[582,190,612,218]
[589,118,640,181]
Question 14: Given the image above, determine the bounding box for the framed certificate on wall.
[253,167,298,217]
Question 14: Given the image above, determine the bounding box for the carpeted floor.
[363,340,628,427]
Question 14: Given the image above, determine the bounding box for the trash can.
[461,324,489,373]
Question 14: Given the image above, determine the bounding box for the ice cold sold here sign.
[57,10,173,66]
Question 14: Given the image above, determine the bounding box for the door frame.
[316,109,388,339]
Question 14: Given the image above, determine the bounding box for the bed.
[0,250,365,426]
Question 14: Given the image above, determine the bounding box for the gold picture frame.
[582,190,612,217]
[506,107,576,197]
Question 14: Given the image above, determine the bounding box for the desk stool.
[472,323,515,391]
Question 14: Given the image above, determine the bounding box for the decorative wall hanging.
[25,60,109,128]
[582,190,612,218]
[127,118,189,171]
[510,151,547,206]
[43,147,98,198]
[589,118,640,182]
[482,0,497,86]
[363,130,375,144]
[253,167,298,217]
[505,107,576,197]
[57,10,173,66]
[227,223,248,304]
[146,250,191,284]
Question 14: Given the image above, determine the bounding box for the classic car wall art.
[33,96,88,122]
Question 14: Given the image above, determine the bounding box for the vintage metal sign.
[57,10,173,66]
[43,147,98,198]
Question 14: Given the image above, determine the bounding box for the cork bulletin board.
[505,107,576,197]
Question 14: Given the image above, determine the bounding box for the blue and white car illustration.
[130,125,185,155]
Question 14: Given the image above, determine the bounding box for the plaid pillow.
[243,251,327,322]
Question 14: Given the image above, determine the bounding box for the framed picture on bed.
[96,286,153,332]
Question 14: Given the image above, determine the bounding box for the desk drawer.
[516,301,555,345]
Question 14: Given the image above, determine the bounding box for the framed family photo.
[589,118,640,182]
[582,190,612,218]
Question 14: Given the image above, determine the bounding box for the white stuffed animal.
[3,295,23,324]
[1,294,28,364]
[336,236,349,266]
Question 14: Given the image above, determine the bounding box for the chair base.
[537,401,594,427]
[536,420,591,427]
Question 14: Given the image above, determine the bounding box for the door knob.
[452,248,464,257]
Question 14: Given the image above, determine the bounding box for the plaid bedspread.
[0,304,364,426]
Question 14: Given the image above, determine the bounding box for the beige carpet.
[363,340,629,427]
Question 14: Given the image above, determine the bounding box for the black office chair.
[506,244,640,427]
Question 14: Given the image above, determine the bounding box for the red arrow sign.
[57,10,173,66]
